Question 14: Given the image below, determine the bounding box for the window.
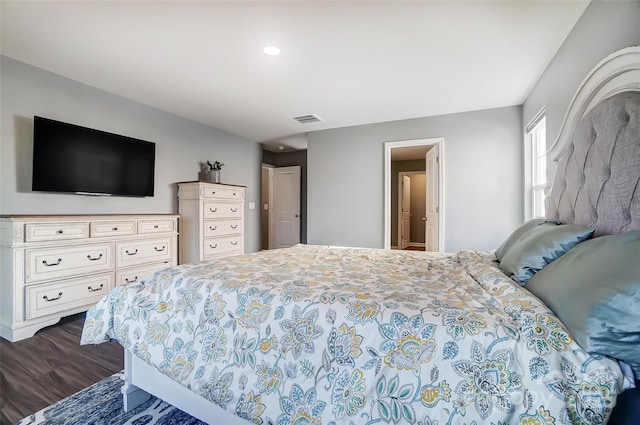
[525,112,547,219]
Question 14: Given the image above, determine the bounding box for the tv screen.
[32,116,155,197]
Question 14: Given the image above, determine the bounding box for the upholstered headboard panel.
[545,46,640,237]
[547,91,640,236]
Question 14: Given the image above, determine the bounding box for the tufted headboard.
[546,46,640,236]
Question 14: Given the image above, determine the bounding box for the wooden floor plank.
[0,313,123,425]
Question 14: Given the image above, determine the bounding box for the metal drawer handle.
[154,225,159,229]
[209,225,218,230]
[125,249,138,256]
[125,276,138,284]
[231,224,238,229]
[209,243,218,249]
[87,253,103,261]
[57,229,64,234]
[43,292,63,302]
[233,192,236,196]
[231,241,238,246]
[211,191,216,194]
[154,246,166,252]
[88,284,104,292]
[231,208,238,212]
[43,258,62,267]
[209,207,218,212]
[112,227,118,231]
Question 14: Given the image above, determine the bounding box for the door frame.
[384,138,445,252]
[397,171,426,249]
[261,164,275,250]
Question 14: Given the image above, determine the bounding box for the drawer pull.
[231,241,238,246]
[231,224,238,229]
[125,249,138,256]
[233,192,236,196]
[43,292,63,302]
[88,284,104,292]
[57,229,64,234]
[211,191,216,194]
[209,225,218,230]
[209,243,218,249]
[154,225,159,229]
[42,258,62,267]
[154,246,166,252]
[231,208,238,212]
[87,253,103,261]
[112,227,119,231]
[125,276,138,284]
[209,207,218,213]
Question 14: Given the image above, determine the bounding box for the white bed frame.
[120,45,640,425]
[122,350,249,424]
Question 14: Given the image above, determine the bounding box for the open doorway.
[398,171,426,250]
[261,162,303,250]
[384,138,445,252]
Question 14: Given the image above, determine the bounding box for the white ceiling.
[1,1,588,151]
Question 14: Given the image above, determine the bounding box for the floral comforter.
[81,244,623,425]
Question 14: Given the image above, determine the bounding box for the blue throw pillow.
[498,222,594,284]
[527,231,640,379]
[495,218,546,262]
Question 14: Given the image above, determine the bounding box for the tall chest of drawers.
[0,214,178,342]
[177,182,245,264]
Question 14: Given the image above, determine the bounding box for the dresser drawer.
[26,273,113,319]
[202,186,243,200]
[204,219,242,237]
[137,219,175,234]
[25,222,89,242]
[91,220,136,238]
[203,202,242,219]
[116,263,169,286]
[116,237,172,268]
[203,235,242,257]
[204,250,243,261]
[26,243,113,283]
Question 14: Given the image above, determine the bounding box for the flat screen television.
[32,116,155,197]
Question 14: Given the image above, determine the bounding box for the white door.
[425,146,439,252]
[270,166,301,249]
[401,175,411,249]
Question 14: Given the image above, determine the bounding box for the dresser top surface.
[176,181,246,188]
[1,214,180,220]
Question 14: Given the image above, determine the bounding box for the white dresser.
[0,214,178,342]
[177,182,245,264]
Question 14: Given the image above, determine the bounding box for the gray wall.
[308,106,523,252]
[523,1,640,146]
[262,149,308,244]
[0,57,262,252]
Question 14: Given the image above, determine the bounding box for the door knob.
[423,217,427,221]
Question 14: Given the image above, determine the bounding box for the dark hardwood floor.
[0,313,123,425]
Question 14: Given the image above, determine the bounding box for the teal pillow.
[498,222,594,284]
[495,218,546,261]
[526,231,640,379]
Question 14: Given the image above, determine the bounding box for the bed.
[81,46,640,425]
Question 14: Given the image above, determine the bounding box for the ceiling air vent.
[290,114,324,125]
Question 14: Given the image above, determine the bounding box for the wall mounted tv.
[32,116,155,197]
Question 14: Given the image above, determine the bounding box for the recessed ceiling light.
[263,46,280,56]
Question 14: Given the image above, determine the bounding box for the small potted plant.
[199,160,225,182]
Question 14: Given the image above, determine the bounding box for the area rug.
[16,372,206,425]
